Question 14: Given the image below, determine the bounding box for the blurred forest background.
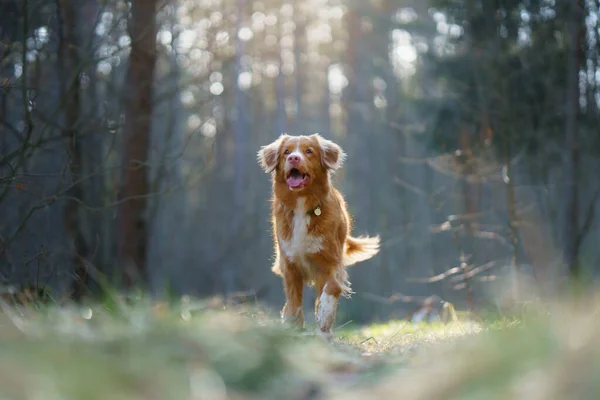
[0,0,598,324]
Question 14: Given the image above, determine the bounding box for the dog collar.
[280,201,321,216]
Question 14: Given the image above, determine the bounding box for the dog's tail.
[343,235,380,267]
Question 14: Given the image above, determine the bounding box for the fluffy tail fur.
[343,235,380,267]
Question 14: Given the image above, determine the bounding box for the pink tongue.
[287,175,304,187]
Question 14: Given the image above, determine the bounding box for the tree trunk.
[342,6,375,316]
[221,0,247,295]
[564,0,583,279]
[117,0,157,288]
[343,8,371,225]
[293,17,305,132]
[457,129,476,312]
[274,1,287,135]
[57,0,89,299]
[504,130,522,302]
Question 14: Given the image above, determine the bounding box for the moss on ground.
[0,294,600,399]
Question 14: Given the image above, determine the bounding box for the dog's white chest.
[280,198,323,264]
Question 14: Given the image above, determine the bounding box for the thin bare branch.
[407,266,462,283]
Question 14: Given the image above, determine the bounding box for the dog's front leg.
[281,263,304,328]
[315,276,342,334]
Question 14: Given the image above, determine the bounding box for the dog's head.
[257,133,346,191]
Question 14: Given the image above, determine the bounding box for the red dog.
[258,133,380,335]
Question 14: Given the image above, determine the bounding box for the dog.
[257,133,380,335]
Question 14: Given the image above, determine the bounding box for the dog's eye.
[284,149,290,154]
[306,149,312,154]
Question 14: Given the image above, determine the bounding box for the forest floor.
[0,292,599,400]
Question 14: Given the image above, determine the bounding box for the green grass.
[1,293,600,399]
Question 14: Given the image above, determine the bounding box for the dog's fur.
[258,133,380,334]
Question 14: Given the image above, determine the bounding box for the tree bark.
[117,0,157,288]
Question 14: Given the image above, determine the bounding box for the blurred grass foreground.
[1,292,600,400]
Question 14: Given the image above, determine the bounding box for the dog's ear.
[258,134,289,173]
[314,134,346,171]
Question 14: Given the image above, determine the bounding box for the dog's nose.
[288,154,301,164]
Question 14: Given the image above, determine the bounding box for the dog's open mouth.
[286,168,310,189]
